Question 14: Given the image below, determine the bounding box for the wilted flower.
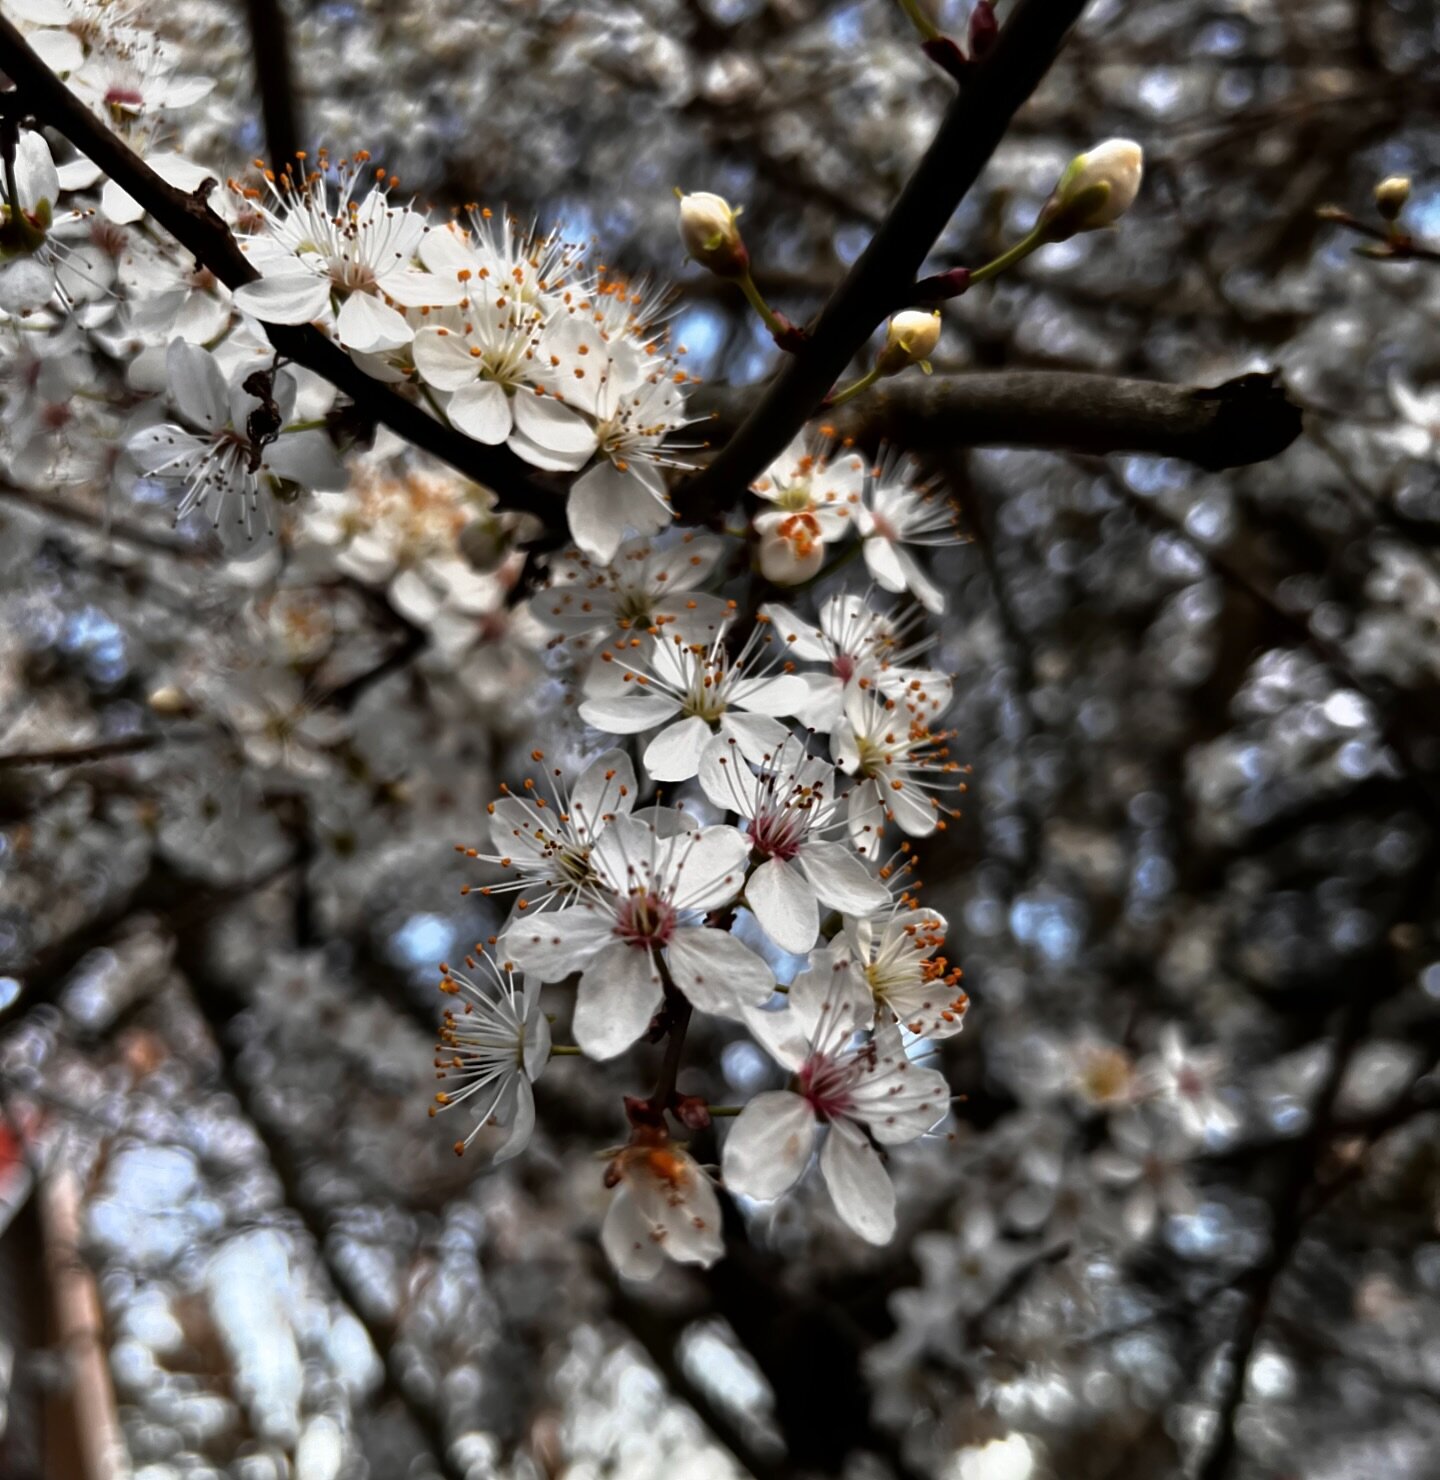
[602,1132,725,1278]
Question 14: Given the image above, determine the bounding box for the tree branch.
[0,15,562,523]
[243,0,303,168]
[680,0,1093,514]
[832,369,1299,468]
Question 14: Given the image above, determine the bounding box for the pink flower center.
[615,891,676,949]
[832,653,856,682]
[105,86,145,107]
[748,813,804,862]
[798,1048,870,1122]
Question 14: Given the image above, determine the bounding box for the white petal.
[411,327,480,391]
[573,940,664,1059]
[570,748,637,841]
[722,1092,815,1202]
[232,272,330,326]
[892,544,945,614]
[568,461,670,564]
[665,927,774,1017]
[668,825,751,911]
[493,1078,535,1164]
[642,714,713,782]
[796,839,889,917]
[578,692,682,735]
[448,379,513,444]
[746,856,819,955]
[820,1120,896,1244]
[862,537,908,594]
[511,389,598,459]
[601,1188,665,1280]
[501,905,612,981]
[100,176,145,225]
[336,291,413,353]
[381,267,465,308]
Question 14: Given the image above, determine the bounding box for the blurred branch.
[0,16,564,527]
[681,0,1092,515]
[242,0,302,167]
[0,735,167,768]
[696,370,1304,470]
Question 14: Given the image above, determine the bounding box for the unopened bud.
[459,516,512,574]
[1038,138,1144,243]
[1375,175,1411,222]
[756,511,825,585]
[147,684,191,716]
[875,310,941,377]
[676,190,748,279]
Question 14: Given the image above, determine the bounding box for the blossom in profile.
[501,812,774,1059]
[676,190,748,279]
[602,1133,724,1278]
[831,685,964,856]
[126,340,346,538]
[856,451,964,615]
[429,953,551,1162]
[723,953,950,1244]
[231,152,464,354]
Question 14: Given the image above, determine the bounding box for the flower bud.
[875,310,941,378]
[1038,138,1144,242]
[676,190,749,279]
[147,684,192,716]
[1375,175,1411,222]
[756,511,825,584]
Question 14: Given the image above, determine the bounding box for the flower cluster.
[0,5,1161,1282]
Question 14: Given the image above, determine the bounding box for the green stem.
[279,418,327,433]
[419,383,450,426]
[737,270,788,338]
[966,226,1045,287]
[827,365,882,409]
[896,0,942,43]
[549,1044,584,1056]
[707,1105,744,1117]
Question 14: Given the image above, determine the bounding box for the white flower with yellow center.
[231,154,464,354]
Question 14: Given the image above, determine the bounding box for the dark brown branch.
[243,0,302,168]
[697,369,1304,471]
[680,0,1092,515]
[0,16,561,524]
[0,734,173,768]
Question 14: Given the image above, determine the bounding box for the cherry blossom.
[698,734,889,953]
[857,449,965,614]
[578,622,808,782]
[601,1133,725,1278]
[722,953,949,1244]
[500,812,774,1059]
[840,903,969,1039]
[428,953,550,1162]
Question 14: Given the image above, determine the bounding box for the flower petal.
[232,272,331,326]
[336,291,413,353]
[411,327,480,391]
[796,839,889,917]
[501,905,612,981]
[722,1092,815,1202]
[666,926,774,1017]
[820,1120,895,1244]
[642,714,713,783]
[601,1188,666,1280]
[747,856,819,955]
[573,940,664,1059]
[448,379,513,444]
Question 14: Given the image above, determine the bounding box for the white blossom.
[429,953,550,1162]
[501,812,774,1060]
[601,1137,725,1278]
[857,450,964,614]
[723,953,949,1244]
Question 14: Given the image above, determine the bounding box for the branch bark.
[243,0,303,168]
[0,15,561,522]
[681,0,1093,514]
[696,369,1304,470]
